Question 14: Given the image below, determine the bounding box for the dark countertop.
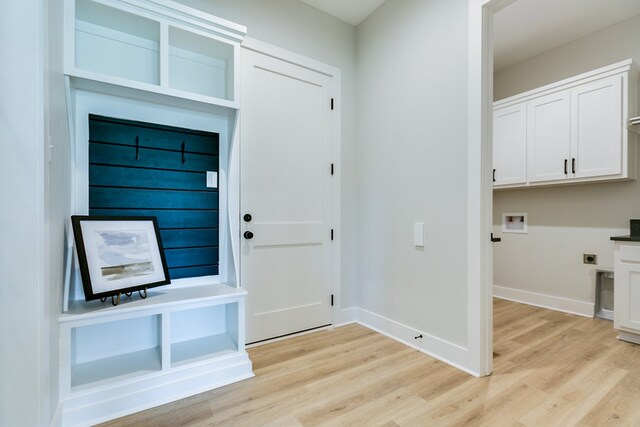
[610,235,640,242]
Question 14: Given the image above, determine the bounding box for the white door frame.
[239,37,342,327]
[468,0,517,376]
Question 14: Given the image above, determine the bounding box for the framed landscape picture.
[71,216,170,302]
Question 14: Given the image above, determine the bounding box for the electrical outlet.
[206,171,218,188]
[583,254,597,265]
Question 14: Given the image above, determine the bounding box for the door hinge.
[331,229,334,241]
[331,163,334,175]
[331,98,334,110]
[331,294,334,306]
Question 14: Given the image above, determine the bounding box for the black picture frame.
[71,216,171,302]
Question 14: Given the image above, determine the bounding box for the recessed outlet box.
[583,254,597,265]
[502,213,527,234]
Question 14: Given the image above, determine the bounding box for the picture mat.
[80,220,167,293]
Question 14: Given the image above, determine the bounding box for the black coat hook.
[181,141,186,164]
[135,135,140,160]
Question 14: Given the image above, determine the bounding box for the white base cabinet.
[58,285,253,427]
[493,59,638,190]
[613,242,640,344]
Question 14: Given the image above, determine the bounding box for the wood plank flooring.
[102,299,640,426]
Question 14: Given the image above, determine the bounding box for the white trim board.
[494,285,595,318]
[354,309,480,377]
[618,331,640,345]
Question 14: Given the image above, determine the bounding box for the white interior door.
[240,48,333,344]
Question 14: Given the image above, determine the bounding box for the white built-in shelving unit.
[65,0,245,109]
[59,285,251,426]
[60,1,250,425]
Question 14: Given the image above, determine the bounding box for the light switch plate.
[414,222,425,247]
[206,171,218,188]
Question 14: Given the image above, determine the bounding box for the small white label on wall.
[414,222,425,247]
[206,171,218,188]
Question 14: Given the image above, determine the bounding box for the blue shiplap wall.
[88,114,219,279]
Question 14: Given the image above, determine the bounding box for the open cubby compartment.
[168,25,234,100]
[170,302,239,367]
[75,0,160,84]
[70,314,162,388]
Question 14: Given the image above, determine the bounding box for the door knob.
[244,231,254,240]
[491,233,502,243]
[243,213,252,222]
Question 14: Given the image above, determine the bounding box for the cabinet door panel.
[571,75,623,178]
[527,91,571,183]
[614,254,640,332]
[493,104,527,186]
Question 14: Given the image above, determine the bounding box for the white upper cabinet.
[493,59,638,189]
[571,75,623,179]
[527,90,571,183]
[493,104,527,186]
[65,0,247,108]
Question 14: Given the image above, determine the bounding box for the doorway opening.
[479,0,640,376]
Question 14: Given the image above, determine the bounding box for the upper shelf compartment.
[168,26,234,100]
[65,0,247,108]
[75,0,160,85]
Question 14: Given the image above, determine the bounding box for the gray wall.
[493,14,640,305]
[356,0,470,346]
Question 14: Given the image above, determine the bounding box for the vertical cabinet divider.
[160,22,170,88]
[161,310,171,371]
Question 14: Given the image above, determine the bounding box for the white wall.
[356,0,469,347]
[175,0,359,308]
[0,0,49,425]
[46,0,70,421]
[493,14,640,309]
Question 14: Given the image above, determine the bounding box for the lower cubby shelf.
[72,347,162,388]
[59,284,253,427]
[172,334,237,367]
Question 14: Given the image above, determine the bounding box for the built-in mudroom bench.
[59,0,252,425]
[58,285,250,426]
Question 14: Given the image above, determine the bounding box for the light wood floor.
[102,299,640,426]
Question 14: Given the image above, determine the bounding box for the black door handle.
[491,233,501,243]
[243,213,252,223]
[572,158,576,174]
[244,231,254,240]
[564,159,568,175]
[493,169,496,183]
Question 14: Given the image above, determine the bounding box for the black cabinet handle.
[493,169,496,183]
[244,231,254,240]
[572,158,576,174]
[564,159,568,175]
[491,233,501,243]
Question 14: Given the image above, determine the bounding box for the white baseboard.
[333,307,358,326]
[618,330,640,345]
[494,285,594,318]
[353,308,480,377]
[50,402,63,427]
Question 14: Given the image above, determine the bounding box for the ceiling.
[299,0,640,69]
[300,0,386,26]
[494,0,640,71]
